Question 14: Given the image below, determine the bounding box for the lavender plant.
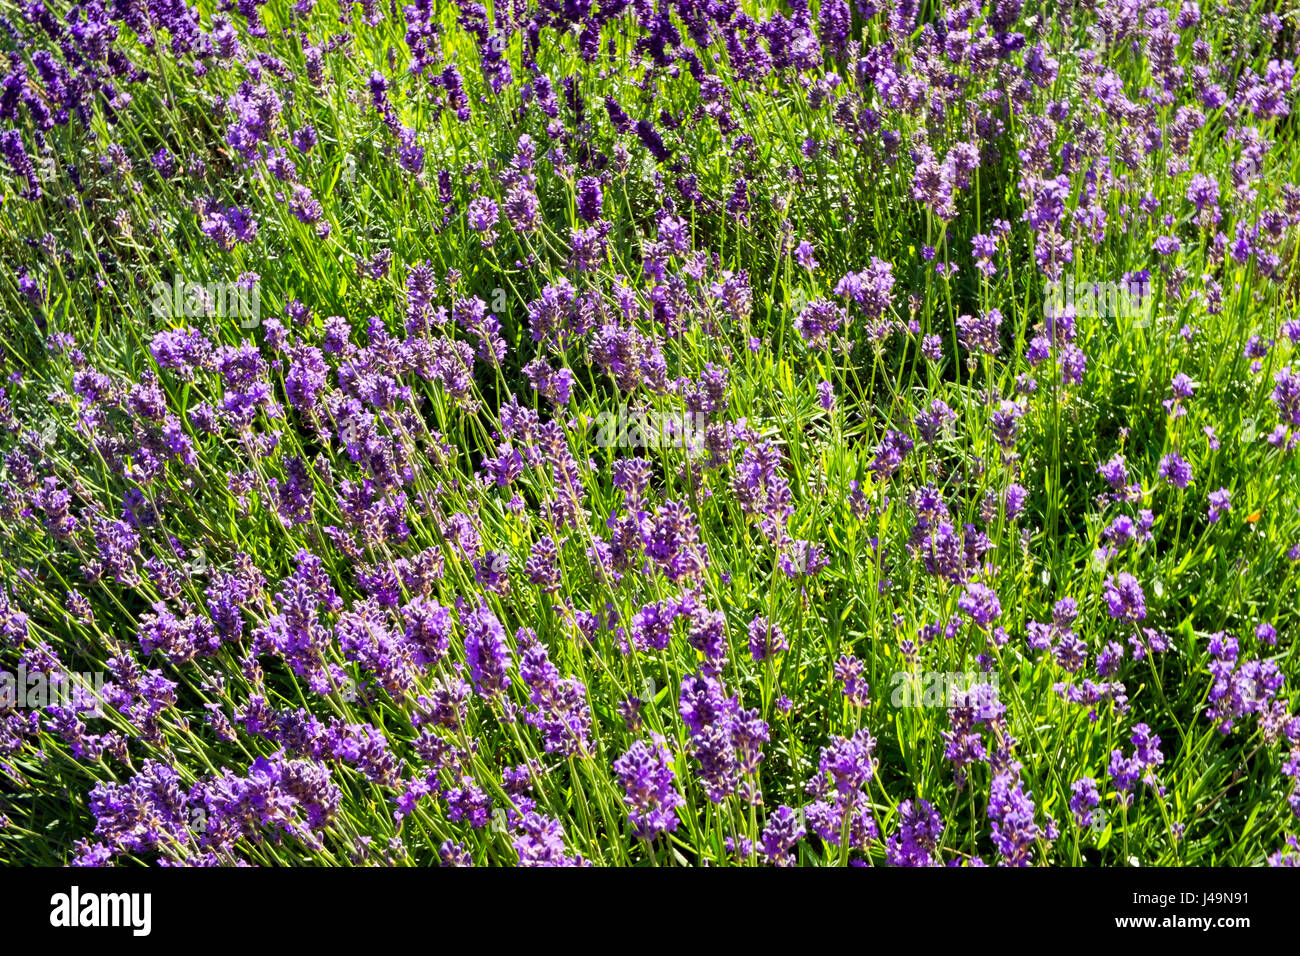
[0,0,1298,867]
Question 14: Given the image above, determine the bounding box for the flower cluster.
[0,0,1297,870]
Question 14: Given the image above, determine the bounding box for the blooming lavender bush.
[0,0,1299,868]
